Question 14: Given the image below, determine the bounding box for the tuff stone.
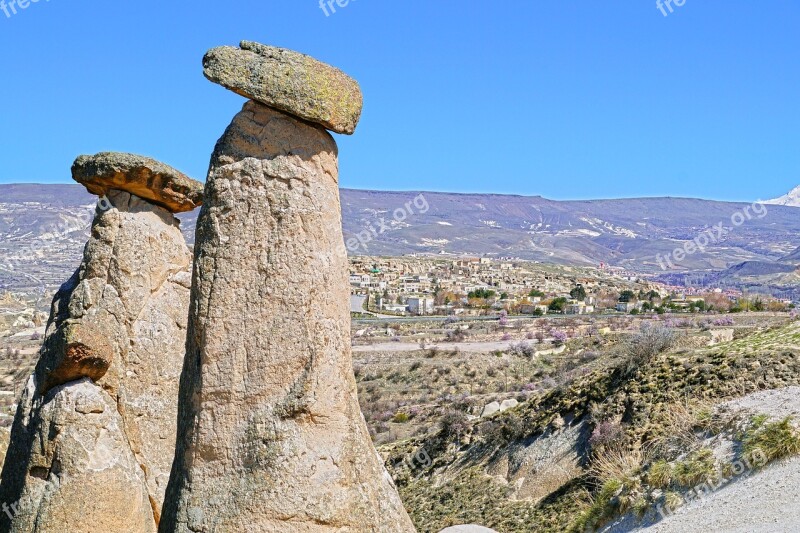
[38,319,117,393]
[72,152,204,213]
[160,101,414,532]
[0,188,195,533]
[0,380,157,533]
[203,41,363,135]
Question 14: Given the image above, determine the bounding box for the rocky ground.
[352,314,786,446]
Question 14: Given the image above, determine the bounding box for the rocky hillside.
[661,258,800,302]
[381,316,800,532]
[782,246,800,264]
[340,192,799,273]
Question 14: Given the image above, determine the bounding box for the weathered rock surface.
[72,152,203,213]
[203,41,363,135]
[500,398,519,412]
[160,101,414,532]
[0,188,195,532]
[481,398,521,418]
[1,380,156,533]
[709,328,735,346]
[501,420,588,502]
[0,427,9,472]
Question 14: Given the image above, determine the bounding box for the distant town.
[349,256,796,318]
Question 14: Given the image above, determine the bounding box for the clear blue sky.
[1,0,798,201]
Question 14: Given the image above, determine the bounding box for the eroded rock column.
[160,43,415,532]
[0,153,203,533]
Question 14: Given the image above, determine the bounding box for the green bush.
[392,412,411,423]
[647,460,673,489]
[673,448,718,487]
[744,416,800,464]
[569,478,622,532]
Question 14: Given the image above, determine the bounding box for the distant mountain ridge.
[766,185,800,207]
[339,189,799,271]
[782,246,800,264]
[1,184,798,295]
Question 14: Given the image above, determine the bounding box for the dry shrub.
[589,420,625,449]
[622,323,677,374]
[589,443,644,484]
[644,399,715,460]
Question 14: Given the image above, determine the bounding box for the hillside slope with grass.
[602,387,800,533]
[633,455,800,532]
[383,318,800,532]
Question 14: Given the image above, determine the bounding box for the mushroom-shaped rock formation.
[0,156,202,533]
[159,43,414,532]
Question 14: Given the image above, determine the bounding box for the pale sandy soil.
[642,456,800,533]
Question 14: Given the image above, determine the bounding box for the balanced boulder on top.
[72,152,204,213]
[203,40,363,135]
[159,43,413,532]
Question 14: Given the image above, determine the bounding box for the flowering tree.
[499,311,509,327]
[550,329,568,347]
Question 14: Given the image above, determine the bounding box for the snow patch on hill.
[766,185,800,207]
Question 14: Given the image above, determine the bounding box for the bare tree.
[622,323,677,375]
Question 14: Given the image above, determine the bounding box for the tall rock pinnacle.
[159,43,415,532]
[0,153,202,533]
